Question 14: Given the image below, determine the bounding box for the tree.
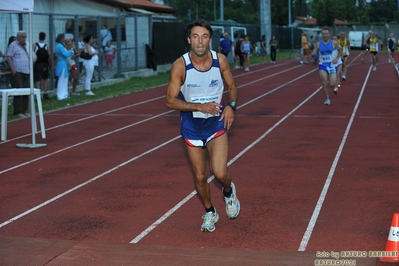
[293,0,310,17]
[311,0,336,26]
[271,0,289,26]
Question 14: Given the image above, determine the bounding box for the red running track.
[0,52,398,265]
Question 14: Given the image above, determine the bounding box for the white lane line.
[130,87,321,244]
[0,110,174,175]
[0,64,315,229]
[0,135,181,228]
[297,65,373,251]
[0,62,294,145]
[0,65,306,174]
[0,96,165,144]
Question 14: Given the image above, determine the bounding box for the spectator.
[100,25,112,51]
[269,35,278,63]
[81,34,99,96]
[55,33,74,100]
[103,40,116,70]
[77,34,85,74]
[33,32,51,100]
[65,36,80,96]
[260,35,267,63]
[234,34,244,69]
[300,32,309,64]
[241,35,252,71]
[218,32,233,66]
[6,31,31,118]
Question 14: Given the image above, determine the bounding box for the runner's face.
[322,30,329,41]
[188,26,211,57]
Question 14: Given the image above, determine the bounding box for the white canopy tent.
[0,0,46,148]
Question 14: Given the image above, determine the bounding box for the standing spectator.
[65,37,80,96]
[218,32,233,67]
[300,32,309,64]
[269,35,278,63]
[55,33,74,100]
[388,32,396,63]
[81,35,99,96]
[33,32,51,100]
[241,35,252,71]
[100,25,112,51]
[6,31,31,118]
[234,34,244,69]
[103,40,116,70]
[166,19,240,232]
[260,35,267,64]
[77,34,85,75]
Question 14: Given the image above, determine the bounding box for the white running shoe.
[201,210,219,232]
[324,98,331,105]
[334,88,338,95]
[342,73,346,80]
[86,90,95,96]
[223,182,240,219]
[372,66,377,71]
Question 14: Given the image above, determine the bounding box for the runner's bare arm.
[217,53,237,130]
[311,42,319,57]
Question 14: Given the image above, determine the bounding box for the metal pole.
[220,0,224,21]
[214,0,216,21]
[16,12,47,149]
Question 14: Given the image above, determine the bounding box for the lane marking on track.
[297,65,373,252]
[0,65,306,174]
[293,115,347,118]
[0,65,317,230]
[0,63,299,145]
[131,52,369,244]
[0,135,181,229]
[0,95,166,144]
[130,77,320,244]
[0,110,174,175]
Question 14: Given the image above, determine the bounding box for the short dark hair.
[55,33,64,43]
[39,32,46,41]
[83,35,92,43]
[186,19,213,39]
[8,36,16,46]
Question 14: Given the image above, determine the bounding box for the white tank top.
[180,50,224,119]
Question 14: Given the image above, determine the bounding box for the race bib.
[319,55,332,63]
[191,94,221,119]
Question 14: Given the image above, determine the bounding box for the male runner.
[166,19,240,232]
[311,28,341,105]
[338,31,351,80]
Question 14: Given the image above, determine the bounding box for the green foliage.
[164,0,399,26]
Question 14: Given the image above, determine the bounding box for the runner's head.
[321,27,330,42]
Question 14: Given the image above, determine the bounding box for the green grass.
[2,51,291,121]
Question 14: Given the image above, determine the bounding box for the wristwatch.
[227,101,237,111]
